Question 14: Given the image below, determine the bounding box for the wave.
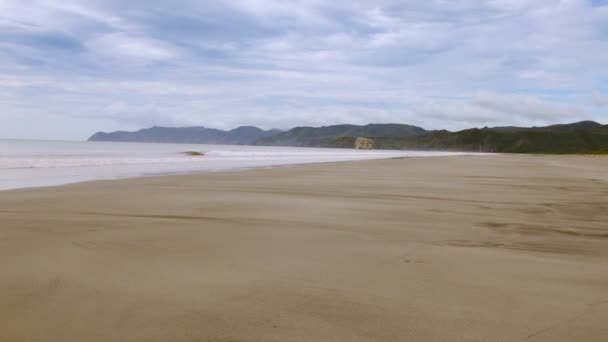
[0,149,477,170]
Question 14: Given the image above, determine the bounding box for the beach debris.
[182,151,205,156]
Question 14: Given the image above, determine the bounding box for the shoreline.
[1,154,607,341]
[6,151,607,193]
[0,153,492,192]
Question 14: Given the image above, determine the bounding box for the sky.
[0,0,607,140]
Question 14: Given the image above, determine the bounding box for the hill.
[88,121,608,154]
[254,123,427,147]
[88,126,281,145]
[317,121,608,154]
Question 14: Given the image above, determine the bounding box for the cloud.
[86,33,175,61]
[472,93,584,121]
[411,92,588,129]
[0,0,606,139]
[592,90,608,107]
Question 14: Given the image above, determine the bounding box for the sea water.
[0,139,484,190]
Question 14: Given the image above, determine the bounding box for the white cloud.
[410,92,588,129]
[592,90,608,107]
[0,0,129,32]
[472,93,584,121]
[0,0,606,139]
[86,33,176,61]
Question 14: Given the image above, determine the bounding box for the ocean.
[0,139,483,190]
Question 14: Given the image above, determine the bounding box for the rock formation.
[354,137,375,150]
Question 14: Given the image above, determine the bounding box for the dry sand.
[1,154,607,341]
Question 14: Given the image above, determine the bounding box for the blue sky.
[0,0,607,139]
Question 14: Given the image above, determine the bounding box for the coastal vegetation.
[258,121,608,154]
[90,121,608,154]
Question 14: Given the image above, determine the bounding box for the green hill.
[89,121,608,154]
[254,123,427,147]
[370,127,608,153]
[256,121,608,154]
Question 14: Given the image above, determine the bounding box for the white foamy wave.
[0,156,202,169]
[0,139,490,190]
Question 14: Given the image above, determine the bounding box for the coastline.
[1,154,607,341]
[0,151,488,192]
[0,138,485,191]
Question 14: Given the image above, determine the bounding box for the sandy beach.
[1,154,607,342]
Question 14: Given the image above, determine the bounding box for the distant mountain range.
[88,126,281,145]
[88,121,608,154]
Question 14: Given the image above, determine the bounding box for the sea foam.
[0,139,487,190]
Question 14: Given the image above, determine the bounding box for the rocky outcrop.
[354,137,375,150]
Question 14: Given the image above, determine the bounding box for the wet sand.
[1,154,607,341]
